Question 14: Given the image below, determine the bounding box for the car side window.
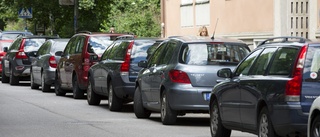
[64,38,75,56]
[108,41,129,60]
[250,48,277,75]
[101,42,118,60]
[148,42,167,67]
[268,47,298,75]
[9,38,22,50]
[235,49,263,76]
[75,36,85,53]
[158,42,176,65]
[37,42,49,56]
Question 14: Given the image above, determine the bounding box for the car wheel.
[55,72,66,96]
[134,87,151,118]
[72,74,85,99]
[2,66,9,83]
[41,73,51,92]
[210,99,231,137]
[30,72,39,89]
[311,115,320,137]
[258,107,278,137]
[87,78,101,105]
[9,68,19,85]
[160,91,177,125]
[108,81,123,111]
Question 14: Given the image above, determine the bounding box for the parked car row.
[3,32,320,137]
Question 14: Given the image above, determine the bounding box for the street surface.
[0,81,257,137]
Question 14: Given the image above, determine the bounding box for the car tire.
[30,72,39,89]
[72,74,85,99]
[2,66,9,83]
[87,78,101,105]
[108,81,123,111]
[134,87,151,118]
[55,72,66,96]
[258,107,279,137]
[311,115,320,137]
[210,99,231,137]
[9,68,19,85]
[160,91,177,125]
[41,73,51,92]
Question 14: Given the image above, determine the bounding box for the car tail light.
[16,51,28,59]
[169,70,191,84]
[285,45,306,102]
[80,52,92,72]
[49,56,57,68]
[120,42,133,73]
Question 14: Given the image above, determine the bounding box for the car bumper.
[272,102,308,136]
[167,84,210,111]
[113,82,135,100]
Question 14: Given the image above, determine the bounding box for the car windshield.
[88,36,115,55]
[24,38,46,52]
[180,43,250,65]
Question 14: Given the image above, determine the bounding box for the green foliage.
[0,0,161,38]
[100,0,161,37]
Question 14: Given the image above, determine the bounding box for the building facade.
[161,0,318,49]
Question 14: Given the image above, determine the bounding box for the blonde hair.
[199,26,208,36]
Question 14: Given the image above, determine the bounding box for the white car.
[308,96,320,137]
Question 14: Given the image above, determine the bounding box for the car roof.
[257,36,320,48]
[169,35,246,44]
[20,35,59,39]
[0,31,33,34]
[74,31,131,37]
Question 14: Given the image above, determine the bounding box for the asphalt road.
[0,81,257,137]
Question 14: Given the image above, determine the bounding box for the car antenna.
[211,18,219,40]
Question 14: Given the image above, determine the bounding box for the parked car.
[0,39,14,76]
[209,36,320,137]
[308,96,320,137]
[134,36,250,125]
[29,39,69,92]
[0,31,33,40]
[55,32,127,99]
[1,35,58,85]
[86,37,164,111]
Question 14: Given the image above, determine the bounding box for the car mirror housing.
[90,54,99,62]
[217,68,232,78]
[3,47,8,52]
[28,51,37,57]
[138,60,148,68]
[55,51,63,56]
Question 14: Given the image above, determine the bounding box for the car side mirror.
[55,51,63,56]
[217,68,232,78]
[28,51,37,57]
[90,54,99,62]
[3,47,8,52]
[138,60,148,68]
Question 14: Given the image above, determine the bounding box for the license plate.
[204,93,211,101]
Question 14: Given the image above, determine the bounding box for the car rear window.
[180,43,249,65]
[88,36,115,55]
[23,38,46,52]
[131,40,156,63]
[303,44,320,82]
[268,47,298,75]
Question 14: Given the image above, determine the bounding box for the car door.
[32,42,50,84]
[220,49,263,125]
[59,38,74,87]
[239,47,277,130]
[140,42,167,105]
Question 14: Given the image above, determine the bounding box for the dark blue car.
[209,36,320,137]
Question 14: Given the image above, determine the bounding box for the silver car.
[134,36,250,125]
[30,39,69,92]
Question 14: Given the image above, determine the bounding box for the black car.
[86,37,163,111]
[1,35,58,85]
[209,36,320,137]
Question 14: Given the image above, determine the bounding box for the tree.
[100,0,161,37]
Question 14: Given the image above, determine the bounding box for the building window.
[195,0,210,26]
[180,0,193,27]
